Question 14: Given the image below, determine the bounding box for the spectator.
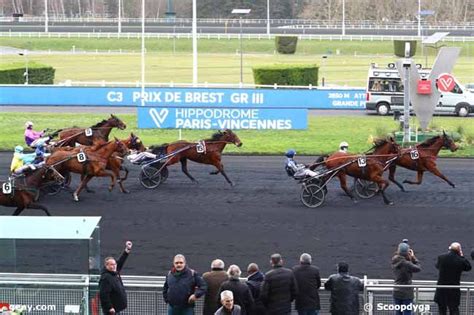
[218,265,253,315]
[434,242,472,315]
[324,262,363,315]
[203,259,229,315]
[163,254,207,315]
[260,253,298,315]
[245,263,265,315]
[214,290,241,315]
[99,241,132,315]
[391,242,421,315]
[292,253,322,315]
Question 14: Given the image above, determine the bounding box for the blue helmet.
[15,145,24,153]
[285,149,296,158]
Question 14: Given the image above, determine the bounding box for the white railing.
[1,31,473,42]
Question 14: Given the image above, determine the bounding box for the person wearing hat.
[391,242,421,315]
[285,149,318,178]
[24,121,52,148]
[10,145,37,175]
[338,142,349,153]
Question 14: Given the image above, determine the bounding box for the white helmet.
[25,121,34,128]
[339,141,349,149]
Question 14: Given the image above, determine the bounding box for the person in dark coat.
[203,259,229,315]
[163,254,208,315]
[434,242,472,315]
[391,242,421,315]
[260,253,298,315]
[292,253,322,315]
[245,263,265,315]
[218,265,253,315]
[324,262,363,315]
[99,241,132,315]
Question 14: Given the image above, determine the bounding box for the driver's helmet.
[25,121,34,128]
[339,141,349,152]
[15,145,24,153]
[285,149,296,158]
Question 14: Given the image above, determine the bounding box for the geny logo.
[149,108,169,128]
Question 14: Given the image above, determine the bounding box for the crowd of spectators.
[99,241,474,315]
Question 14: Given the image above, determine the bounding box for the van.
[365,63,474,117]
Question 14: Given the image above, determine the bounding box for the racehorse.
[388,131,458,190]
[150,129,243,186]
[0,166,62,216]
[46,139,129,201]
[320,142,398,205]
[56,114,126,147]
[108,133,146,193]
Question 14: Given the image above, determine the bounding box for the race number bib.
[85,128,93,137]
[77,151,87,163]
[357,156,367,167]
[2,182,12,194]
[196,140,206,154]
[410,149,419,160]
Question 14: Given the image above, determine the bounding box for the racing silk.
[24,129,44,146]
[285,158,306,174]
[10,152,36,173]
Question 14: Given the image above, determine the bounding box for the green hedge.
[0,62,55,84]
[252,64,319,86]
[275,36,298,54]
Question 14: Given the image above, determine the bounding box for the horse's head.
[129,133,146,152]
[109,114,127,130]
[114,137,130,155]
[221,129,243,147]
[442,130,458,152]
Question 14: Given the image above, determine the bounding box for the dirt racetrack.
[0,153,473,281]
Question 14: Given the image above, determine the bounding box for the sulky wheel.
[160,166,169,183]
[41,181,63,196]
[353,178,379,199]
[300,183,326,208]
[139,166,162,189]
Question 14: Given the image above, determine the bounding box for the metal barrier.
[1,273,474,314]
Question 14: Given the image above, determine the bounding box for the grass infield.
[0,112,473,157]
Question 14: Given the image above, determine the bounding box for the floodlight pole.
[192,0,197,86]
[266,0,270,36]
[239,16,243,84]
[19,51,29,85]
[118,0,122,34]
[141,0,145,107]
[342,0,345,36]
[44,0,48,32]
[417,0,421,37]
[402,43,411,144]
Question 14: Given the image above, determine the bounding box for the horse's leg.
[403,170,424,185]
[388,164,406,192]
[95,169,117,192]
[214,161,233,186]
[337,173,357,202]
[210,170,220,175]
[12,206,25,216]
[28,203,52,216]
[117,165,129,194]
[372,175,393,205]
[73,175,93,202]
[180,158,198,183]
[425,161,456,188]
[83,173,95,193]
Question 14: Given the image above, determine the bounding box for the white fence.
[1,273,474,315]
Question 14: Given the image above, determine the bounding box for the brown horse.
[46,139,129,201]
[388,131,458,190]
[56,114,126,147]
[150,129,242,186]
[323,145,396,205]
[108,133,146,193]
[0,166,62,216]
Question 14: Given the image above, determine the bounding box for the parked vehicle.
[365,63,474,117]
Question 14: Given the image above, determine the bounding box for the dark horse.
[46,139,129,201]
[0,166,62,216]
[56,114,126,147]
[320,139,399,205]
[388,131,458,190]
[150,129,243,186]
